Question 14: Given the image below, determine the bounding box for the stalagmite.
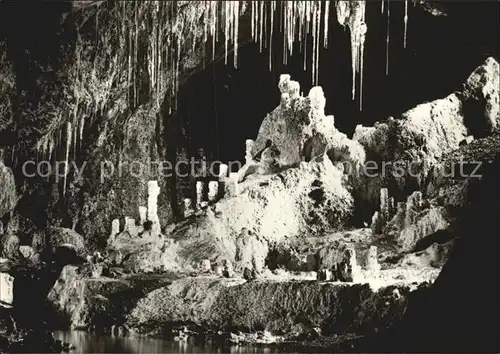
[147,181,161,237]
[229,172,239,193]
[308,87,326,113]
[139,206,147,224]
[196,181,205,207]
[219,164,229,178]
[366,246,380,274]
[200,259,212,273]
[0,272,14,307]
[380,188,390,220]
[110,219,120,241]
[183,198,194,218]
[245,139,255,163]
[208,181,219,202]
[124,217,138,238]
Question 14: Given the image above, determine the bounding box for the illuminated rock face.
[196,181,205,207]
[0,272,14,307]
[147,181,161,237]
[208,181,219,202]
[183,198,194,218]
[139,206,147,225]
[0,161,16,218]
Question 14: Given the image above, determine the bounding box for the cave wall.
[0,2,244,246]
[0,1,498,247]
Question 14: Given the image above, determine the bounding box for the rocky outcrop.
[46,265,176,331]
[235,228,269,274]
[127,277,424,338]
[367,152,500,353]
[371,188,451,252]
[460,57,500,135]
[0,161,16,219]
[353,94,467,205]
[216,158,354,244]
[32,227,85,260]
[0,42,15,135]
[47,265,132,329]
[398,240,454,269]
[425,131,500,207]
[352,58,499,208]
[253,75,366,178]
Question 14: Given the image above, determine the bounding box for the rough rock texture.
[253,75,366,178]
[0,2,256,249]
[367,152,500,353]
[78,102,173,248]
[0,161,16,218]
[47,265,132,329]
[398,240,454,269]
[46,265,176,331]
[353,93,467,205]
[0,42,15,134]
[374,190,451,252]
[137,157,354,273]
[32,227,85,259]
[216,159,354,244]
[127,277,423,337]
[352,58,499,210]
[235,228,269,274]
[0,234,20,260]
[460,57,500,135]
[425,131,500,207]
[317,242,362,282]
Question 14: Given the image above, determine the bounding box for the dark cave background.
[176,1,500,164]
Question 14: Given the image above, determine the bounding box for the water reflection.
[53,331,283,354]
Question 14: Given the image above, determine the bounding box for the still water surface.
[54,331,284,353]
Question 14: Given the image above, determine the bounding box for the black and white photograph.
[0,0,499,352]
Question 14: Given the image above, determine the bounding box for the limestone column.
[183,198,194,217]
[0,272,14,307]
[229,172,239,194]
[124,217,138,237]
[366,245,380,274]
[139,206,147,225]
[110,219,120,240]
[208,181,219,202]
[147,181,161,237]
[245,139,255,163]
[219,164,229,179]
[196,181,204,207]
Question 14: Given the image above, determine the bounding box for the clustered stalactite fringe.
[10,0,412,197]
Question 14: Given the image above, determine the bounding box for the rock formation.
[0,2,498,352]
[0,160,16,218]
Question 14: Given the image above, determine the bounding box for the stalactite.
[234,1,239,68]
[269,1,275,71]
[404,0,409,48]
[386,0,391,75]
[64,122,72,196]
[324,1,330,49]
[259,1,264,52]
[224,1,229,64]
[92,0,411,137]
